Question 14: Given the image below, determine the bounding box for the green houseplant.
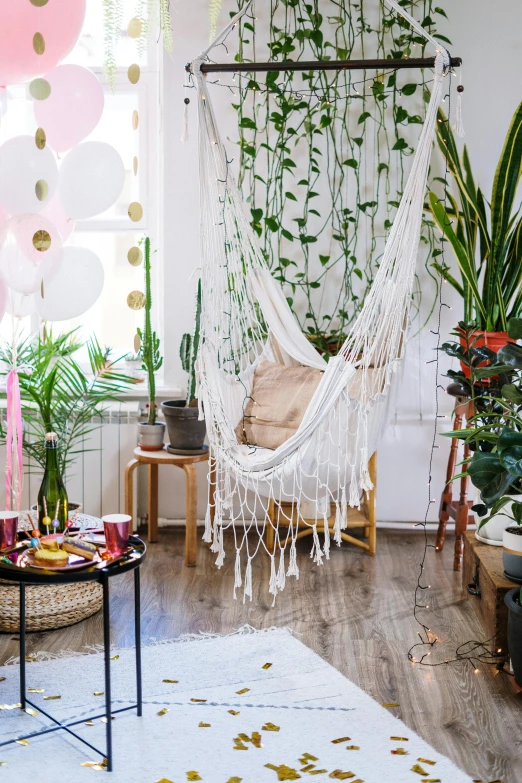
[162,278,206,453]
[428,102,522,363]
[136,236,165,451]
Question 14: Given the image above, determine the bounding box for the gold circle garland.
[127,17,142,39]
[35,180,49,202]
[29,78,51,101]
[127,290,146,310]
[33,230,51,252]
[127,64,141,85]
[33,32,45,56]
[132,110,139,130]
[127,246,143,266]
[133,156,138,176]
[30,0,49,6]
[35,128,46,150]
[128,202,143,222]
[134,333,142,353]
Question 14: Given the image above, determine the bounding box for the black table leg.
[102,571,113,772]
[19,582,26,710]
[134,567,142,717]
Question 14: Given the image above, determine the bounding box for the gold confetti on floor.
[331,737,351,744]
[156,779,175,783]
[24,708,38,717]
[299,754,318,764]
[186,772,203,781]
[420,779,441,783]
[382,703,399,708]
[262,723,280,732]
[15,739,29,746]
[346,746,360,751]
[328,772,356,780]
[110,655,120,661]
[163,679,179,684]
[411,764,428,776]
[157,708,169,716]
[262,663,273,669]
[190,698,207,703]
[227,778,243,782]
[43,695,61,701]
[265,763,302,780]
[390,736,408,741]
[309,770,328,776]
[27,688,44,693]
[85,721,94,726]
[391,748,408,755]
[0,703,21,710]
[236,688,250,695]
[198,722,211,728]
[417,758,436,766]
[93,691,104,696]
[301,765,315,773]
[228,710,240,716]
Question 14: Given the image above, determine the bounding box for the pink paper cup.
[102,514,131,557]
[0,511,18,551]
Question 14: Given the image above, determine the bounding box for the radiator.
[0,401,141,521]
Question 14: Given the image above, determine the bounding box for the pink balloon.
[0,214,63,295]
[34,65,104,153]
[0,0,86,88]
[41,195,75,243]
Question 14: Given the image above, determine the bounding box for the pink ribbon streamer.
[5,369,23,511]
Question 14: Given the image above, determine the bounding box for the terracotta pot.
[458,329,514,379]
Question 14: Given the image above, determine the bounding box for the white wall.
[152,0,522,525]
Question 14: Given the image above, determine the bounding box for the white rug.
[0,628,473,783]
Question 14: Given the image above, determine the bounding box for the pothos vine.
[226,0,450,356]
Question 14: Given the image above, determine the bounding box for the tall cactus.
[137,237,163,424]
[180,278,202,406]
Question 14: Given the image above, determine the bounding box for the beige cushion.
[235,360,323,450]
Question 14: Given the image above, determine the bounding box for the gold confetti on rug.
[299,754,318,763]
[390,736,408,741]
[382,703,399,708]
[346,746,359,751]
[186,772,203,781]
[27,688,44,693]
[309,770,328,776]
[328,772,356,780]
[0,762,7,766]
[43,695,61,701]
[156,779,174,783]
[228,709,240,716]
[0,677,6,682]
[262,723,280,732]
[391,748,408,755]
[417,758,436,766]
[15,739,29,746]
[236,688,250,695]
[158,707,169,716]
[331,737,351,744]
[262,663,273,670]
[24,708,38,717]
[25,655,37,662]
[163,679,179,684]
[110,655,119,661]
[0,703,21,710]
[420,779,441,783]
[93,691,104,696]
[191,698,207,703]
[85,721,94,726]
[265,762,302,780]
[227,778,242,782]
[198,722,211,728]
[411,764,428,776]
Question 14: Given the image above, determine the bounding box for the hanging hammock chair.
[188,0,451,598]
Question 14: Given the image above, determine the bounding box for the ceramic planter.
[504,587,522,686]
[503,526,522,580]
[458,329,514,379]
[137,421,165,451]
[161,400,206,452]
[474,493,522,546]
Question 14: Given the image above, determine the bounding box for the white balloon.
[58,142,125,220]
[0,136,58,215]
[0,214,63,295]
[36,246,104,321]
[6,291,36,319]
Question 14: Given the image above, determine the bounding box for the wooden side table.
[124,447,210,567]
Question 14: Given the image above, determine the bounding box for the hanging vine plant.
[224,0,450,356]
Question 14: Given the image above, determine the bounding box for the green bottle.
[38,432,68,535]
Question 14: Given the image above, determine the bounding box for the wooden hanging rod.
[188,56,462,74]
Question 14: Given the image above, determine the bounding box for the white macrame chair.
[188,0,451,599]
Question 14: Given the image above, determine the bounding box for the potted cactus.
[162,279,206,453]
[136,237,166,451]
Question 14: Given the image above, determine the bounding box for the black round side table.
[0,535,146,773]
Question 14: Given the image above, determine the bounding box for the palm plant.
[427,102,522,331]
[0,329,136,474]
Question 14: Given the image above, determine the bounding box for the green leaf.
[319,254,330,266]
[285,191,297,201]
[490,102,522,275]
[239,117,257,130]
[343,158,358,169]
[402,83,417,96]
[508,317,522,340]
[392,138,408,151]
[264,216,279,232]
[502,384,522,404]
[358,112,371,124]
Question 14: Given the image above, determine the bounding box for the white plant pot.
[123,360,145,382]
[503,526,522,580]
[474,492,522,546]
[137,421,165,451]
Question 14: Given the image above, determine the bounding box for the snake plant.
[427,101,522,332]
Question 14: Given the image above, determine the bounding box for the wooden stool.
[124,447,210,567]
[436,382,475,571]
[266,452,377,555]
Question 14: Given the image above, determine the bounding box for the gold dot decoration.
[35,128,46,150]
[134,333,142,353]
[29,78,51,101]
[128,202,143,222]
[132,110,139,130]
[127,64,141,85]
[33,32,45,56]
[30,0,49,5]
[35,180,49,202]
[33,230,51,252]
[127,291,146,310]
[133,156,138,176]
[127,17,142,39]
[127,246,143,266]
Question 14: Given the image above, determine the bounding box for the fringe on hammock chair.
[188,0,451,599]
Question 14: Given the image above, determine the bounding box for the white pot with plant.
[136,237,165,451]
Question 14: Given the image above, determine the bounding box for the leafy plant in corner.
[137,236,163,425]
[180,278,202,407]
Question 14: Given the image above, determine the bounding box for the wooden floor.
[1,529,521,782]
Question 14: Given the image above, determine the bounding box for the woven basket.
[0,510,103,633]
